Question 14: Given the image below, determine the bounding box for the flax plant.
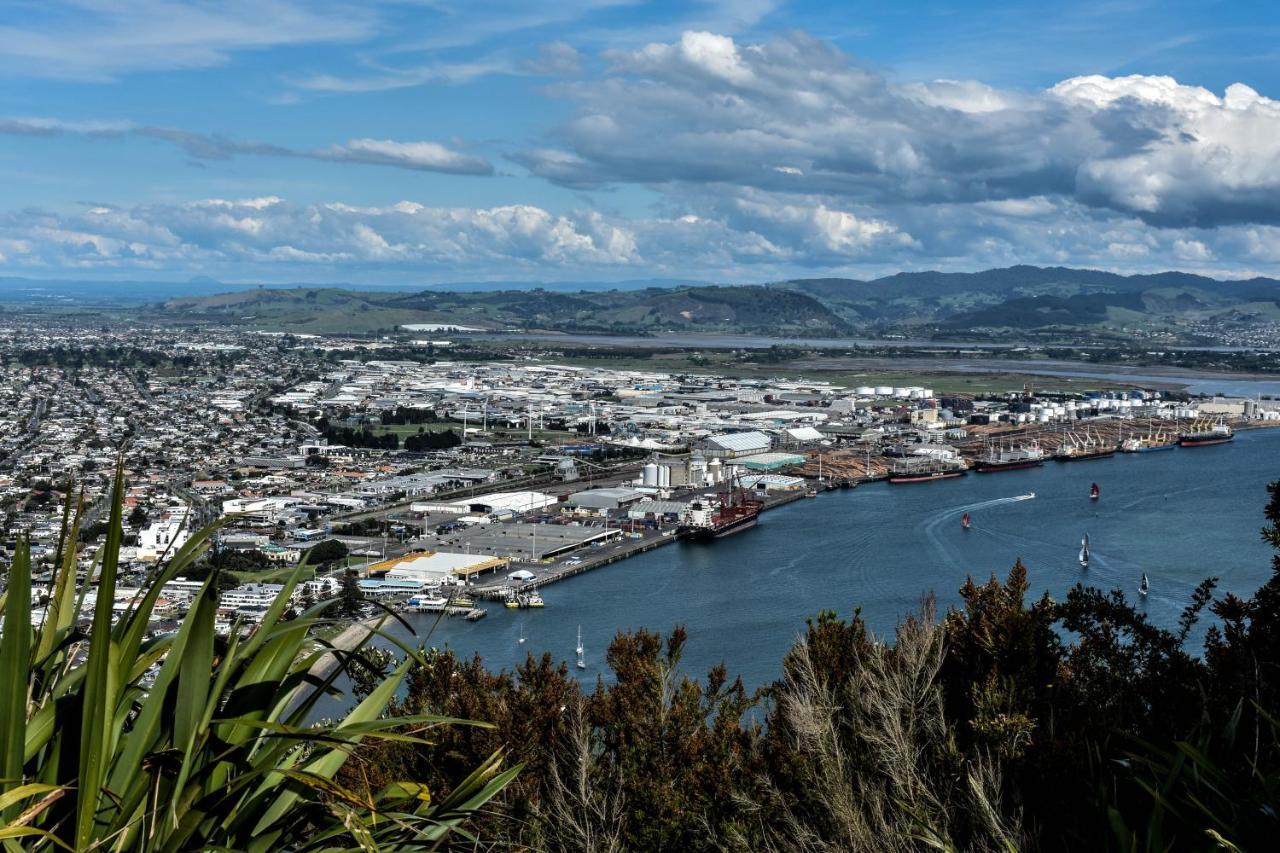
[0,465,518,851]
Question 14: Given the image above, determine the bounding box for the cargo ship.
[1121,436,1177,452]
[972,443,1046,473]
[1054,444,1116,462]
[677,481,763,541]
[1054,429,1116,461]
[1178,422,1234,447]
[887,459,966,484]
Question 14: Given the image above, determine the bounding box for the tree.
[127,506,148,528]
[307,538,348,564]
[339,569,364,617]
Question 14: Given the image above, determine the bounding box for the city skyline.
[2,0,1280,283]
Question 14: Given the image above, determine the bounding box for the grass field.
[542,351,1130,395]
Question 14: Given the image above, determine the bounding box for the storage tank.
[1039,411,1052,423]
[641,463,659,486]
[707,457,722,484]
[856,386,876,396]
[658,464,671,488]
[893,387,911,398]
[875,386,894,396]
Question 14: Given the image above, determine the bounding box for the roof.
[703,431,772,451]
[737,452,806,470]
[370,550,507,577]
[785,426,825,441]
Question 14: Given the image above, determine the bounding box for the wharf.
[477,488,808,595]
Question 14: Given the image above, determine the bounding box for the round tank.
[641,463,659,486]
[893,387,911,398]
[658,465,671,488]
[856,386,876,396]
[875,386,894,396]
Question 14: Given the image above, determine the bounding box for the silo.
[856,386,876,396]
[642,463,659,486]
[707,457,722,484]
[876,386,894,396]
[658,464,671,488]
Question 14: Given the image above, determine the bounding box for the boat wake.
[922,495,1042,571]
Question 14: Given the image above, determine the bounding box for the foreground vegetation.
[4,467,1277,850]
[345,482,1280,851]
[0,468,516,850]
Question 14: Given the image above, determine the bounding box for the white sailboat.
[1078,533,1090,569]
[576,625,586,670]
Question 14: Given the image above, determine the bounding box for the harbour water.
[334,428,1280,711]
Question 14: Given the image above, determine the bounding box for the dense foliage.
[0,468,516,850]
[345,481,1280,851]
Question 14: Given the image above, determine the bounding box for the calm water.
[324,428,1280,714]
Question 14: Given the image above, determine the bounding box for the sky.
[2,0,1280,285]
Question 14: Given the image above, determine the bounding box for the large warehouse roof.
[370,550,507,580]
[703,431,772,452]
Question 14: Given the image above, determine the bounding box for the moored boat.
[1179,422,1234,447]
[972,442,1045,473]
[677,477,763,541]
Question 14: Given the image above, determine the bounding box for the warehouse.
[410,490,558,518]
[737,452,806,471]
[564,487,647,513]
[369,550,508,583]
[698,431,772,459]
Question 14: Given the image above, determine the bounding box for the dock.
[475,488,808,596]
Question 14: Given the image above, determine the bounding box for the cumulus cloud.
[0,118,493,176]
[319,139,493,175]
[518,31,1280,231]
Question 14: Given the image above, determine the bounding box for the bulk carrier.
[972,442,1046,473]
[677,480,763,541]
[1178,422,1234,447]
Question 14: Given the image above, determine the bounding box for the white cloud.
[0,1,375,81]
[320,139,493,175]
[0,118,494,176]
[519,31,1280,231]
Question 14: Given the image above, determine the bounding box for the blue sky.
[2,0,1280,284]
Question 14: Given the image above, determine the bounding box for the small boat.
[1078,533,1090,569]
[527,593,545,608]
[576,625,586,670]
[1090,483,1100,500]
[1026,491,1036,499]
[805,487,818,498]
[518,625,526,644]
[961,512,971,530]
[1139,573,1149,597]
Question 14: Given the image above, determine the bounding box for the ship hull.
[678,512,759,541]
[1124,443,1176,453]
[888,470,965,484]
[1178,436,1233,447]
[1054,449,1116,462]
[973,459,1044,473]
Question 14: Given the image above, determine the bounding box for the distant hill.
[25,264,1280,339]
[158,284,852,336]
[772,266,1280,334]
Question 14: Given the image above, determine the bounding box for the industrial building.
[737,452,807,471]
[564,487,647,513]
[369,550,509,583]
[410,490,559,518]
[697,431,773,459]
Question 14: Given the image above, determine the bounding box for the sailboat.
[1139,573,1149,597]
[1078,533,1090,569]
[576,625,586,670]
[961,512,971,530]
[1090,482,1100,500]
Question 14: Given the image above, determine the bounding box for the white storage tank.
[658,464,671,488]
[876,386,894,396]
[641,463,659,486]
[856,386,876,396]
